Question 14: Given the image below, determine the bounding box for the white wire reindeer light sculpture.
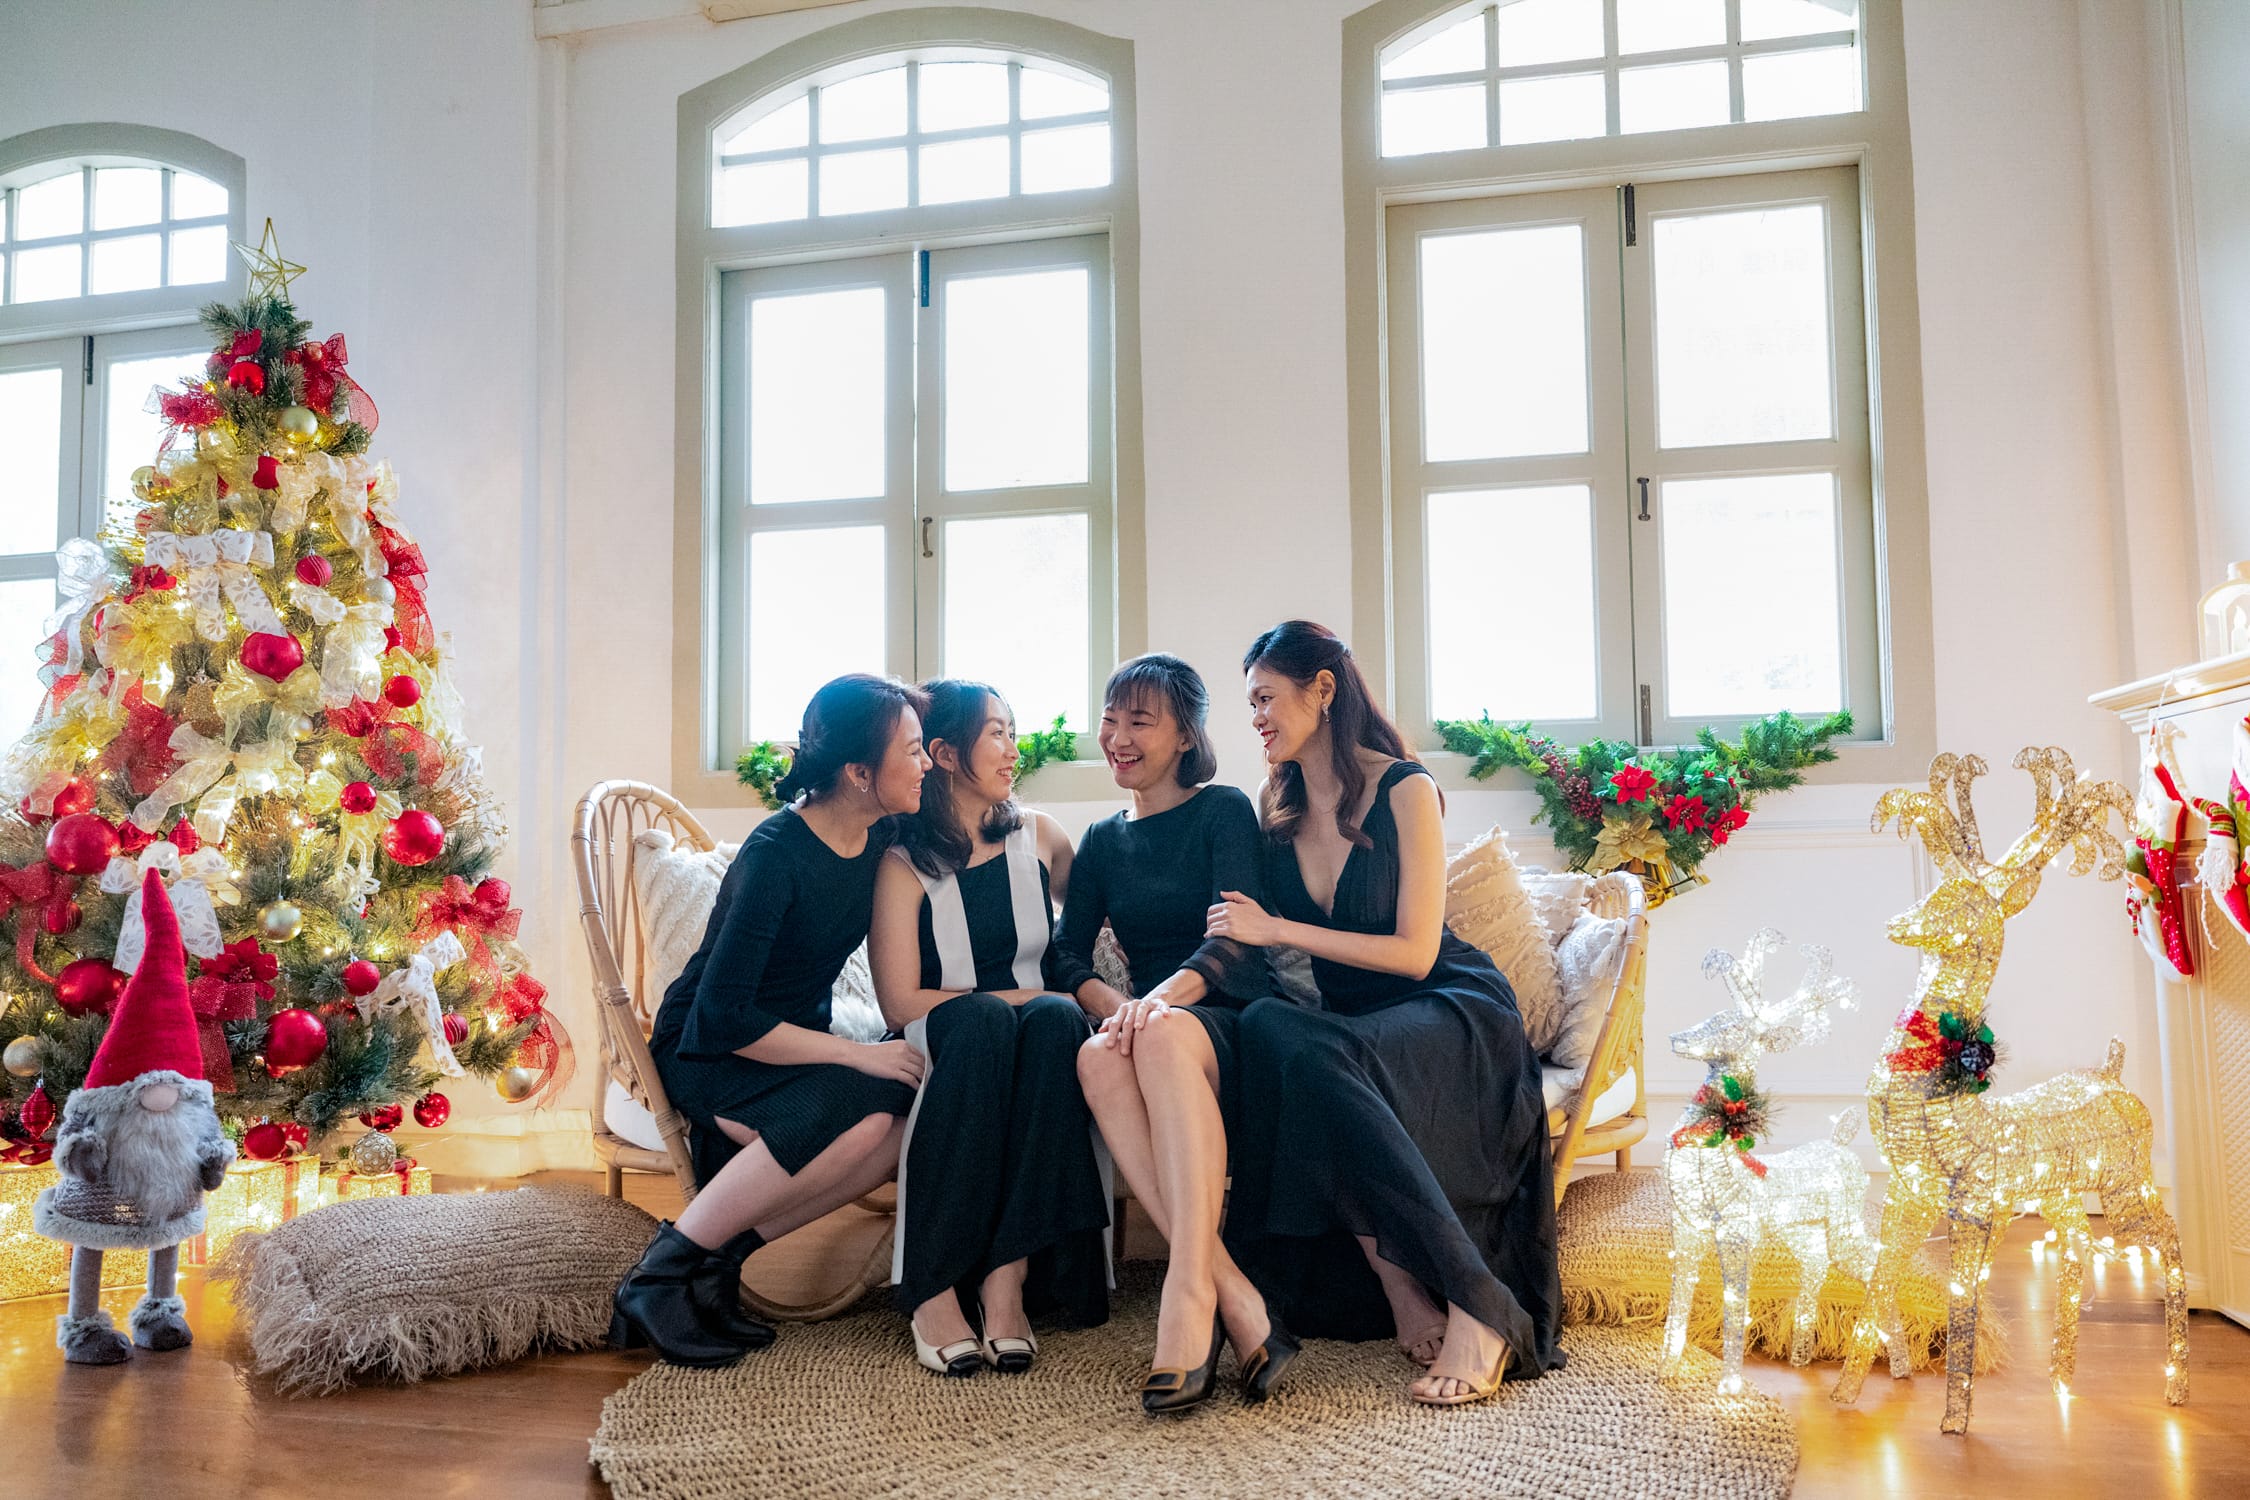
[1662,929,1875,1395]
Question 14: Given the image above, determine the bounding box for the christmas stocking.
[2194,712,2250,944]
[2129,726,2195,979]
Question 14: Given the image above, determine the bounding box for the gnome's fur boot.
[129,1245,192,1351]
[57,1247,131,1365]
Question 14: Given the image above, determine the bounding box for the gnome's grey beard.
[57,1077,225,1226]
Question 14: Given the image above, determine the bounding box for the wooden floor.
[1,1169,2243,1499]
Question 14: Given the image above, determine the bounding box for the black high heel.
[611,1222,762,1368]
[1237,1301,1301,1404]
[1141,1319,1225,1414]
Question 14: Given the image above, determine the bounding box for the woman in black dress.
[870,680,1110,1377]
[614,675,932,1367]
[1209,621,1564,1406]
[1060,654,1294,1412]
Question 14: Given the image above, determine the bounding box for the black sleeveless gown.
[1226,761,1564,1380]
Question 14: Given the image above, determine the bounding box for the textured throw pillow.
[1546,910,1629,1079]
[1520,870,1595,951]
[214,1188,657,1395]
[1444,827,1565,1050]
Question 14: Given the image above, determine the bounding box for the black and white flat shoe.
[977,1298,1037,1374]
[913,1317,983,1378]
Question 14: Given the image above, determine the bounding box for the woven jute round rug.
[590,1263,1797,1500]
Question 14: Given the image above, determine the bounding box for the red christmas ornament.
[340,780,379,815]
[169,819,201,856]
[441,1012,469,1046]
[54,957,126,1017]
[50,779,96,818]
[280,1121,309,1152]
[412,1092,451,1129]
[253,454,280,490]
[226,359,265,395]
[383,626,403,653]
[358,1103,405,1132]
[44,812,120,875]
[475,877,510,908]
[340,958,381,996]
[240,632,306,681]
[42,899,81,936]
[229,330,263,360]
[263,1008,329,1072]
[295,554,334,587]
[20,1082,55,1139]
[383,810,445,867]
[383,674,421,709]
[243,1121,288,1161]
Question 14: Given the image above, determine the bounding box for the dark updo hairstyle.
[898,678,1024,877]
[1104,653,1218,788]
[1241,620,1419,849]
[772,673,927,805]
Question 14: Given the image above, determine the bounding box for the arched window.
[1343,0,1935,778]
[675,13,1143,803]
[0,126,246,733]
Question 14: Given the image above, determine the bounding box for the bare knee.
[840,1110,897,1158]
[1077,1032,1135,1098]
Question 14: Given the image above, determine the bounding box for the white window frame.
[675,10,1144,806]
[1344,0,1935,782]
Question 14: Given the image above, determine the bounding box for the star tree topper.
[233,219,306,300]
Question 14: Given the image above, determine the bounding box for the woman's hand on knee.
[1098,996,1171,1056]
[846,1038,925,1086]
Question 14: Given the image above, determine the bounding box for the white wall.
[3,1,2213,1181]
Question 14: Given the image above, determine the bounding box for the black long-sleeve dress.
[1226,761,1564,1380]
[649,808,914,1185]
[891,823,1109,1326]
[1052,784,1272,1127]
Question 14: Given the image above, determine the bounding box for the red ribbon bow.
[186,939,278,1090]
[491,973,575,1107]
[0,863,77,983]
[373,522,432,655]
[417,877,521,977]
[285,334,380,432]
[97,683,180,799]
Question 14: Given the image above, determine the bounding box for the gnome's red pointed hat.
[81,870,202,1089]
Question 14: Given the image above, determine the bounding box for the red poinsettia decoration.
[1709,805,1750,845]
[1663,793,1708,833]
[1608,764,1659,803]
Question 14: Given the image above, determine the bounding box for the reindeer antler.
[1874,752,1991,879]
[1703,928,1786,1016]
[1989,747,2131,893]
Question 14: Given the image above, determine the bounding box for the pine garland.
[735,741,790,811]
[1013,715,1078,786]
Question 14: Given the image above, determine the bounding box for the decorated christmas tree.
[0,225,566,1171]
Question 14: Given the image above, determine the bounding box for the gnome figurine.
[33,871,234,1364]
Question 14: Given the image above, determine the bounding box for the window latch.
[1636,476,1651,521]
[921,516,934,558]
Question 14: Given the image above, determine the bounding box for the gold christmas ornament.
[1662,931,1873,1395]
[130,464,156,498]
[279,405,320,443]
[363,576,395,605]
[348,1130,398,1176]
[4,1035,41,1078]
[1833,749,2188,1434]
[259,899,305,944]
[494,1065,539,1104]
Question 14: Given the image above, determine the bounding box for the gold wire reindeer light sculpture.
[1833,749,2188,1434]
[1662,930,1874,1395]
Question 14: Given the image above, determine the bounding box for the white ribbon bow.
[42,538,110,679]
[320,603,396,710]
[272,453,389,579]
[143,528,284,641]
[357,932,467,1076]
[101,841,240,973]
[130,724,299,843]
[287,577,348,626]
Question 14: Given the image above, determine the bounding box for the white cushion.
[1546,910,1630,1074]
[1520,871,1595,952]
[1444,827,1565,1049]
[1542,1063,1637,1128]
[605,1078,667,1153]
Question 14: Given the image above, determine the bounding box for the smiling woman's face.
[943,694,1018,806]
[1245,663,1325,768]
[1098,689,1188,791]
[868,707,929,817]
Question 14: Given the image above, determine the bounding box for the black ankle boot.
[697,1228,776,1349]
[611,1223,761,1367]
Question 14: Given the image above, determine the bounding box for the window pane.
[1498,72,1605,145]
[1380,84,1488,158]
[1743,46,1862,121]
[1382,9,1487,80]
[746,526,886,742]
[818,148,908,216]
[1653,202,1833,447]
[11,244,80,302]
[1617,0,1725,52]
[919,136,1010,206]
[1019,124,1110,193]
[89,233,161,294]
[749,286,886,505]
[1496,0,1603,67]
[0,367,63,555]
[105,353,207,531]
[1428,486,1599,721]
[0,579,56,742]
[1420,224,1587,461]
[1740,0,1859,43]
[918,62,1010,132]
[944,268,1088,492]
[168,224,228,285]
[943,512,1088,731]
[1661,473,1841,716]
[92,167,161,230]
[1019,67,1108,120]
[721,96,809,155]
[819,67,907,143]
[1619,59,1731,133]
[169,170,226,219]
[716,158,808,226]
[16,173,83,239]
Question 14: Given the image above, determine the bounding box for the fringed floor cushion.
[213,1186,655,1395]
[1558,1167,2007,1373]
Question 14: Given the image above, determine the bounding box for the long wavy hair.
[1242,620,1416,849]
[772,674,926,805]
[897,678,1025,878]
